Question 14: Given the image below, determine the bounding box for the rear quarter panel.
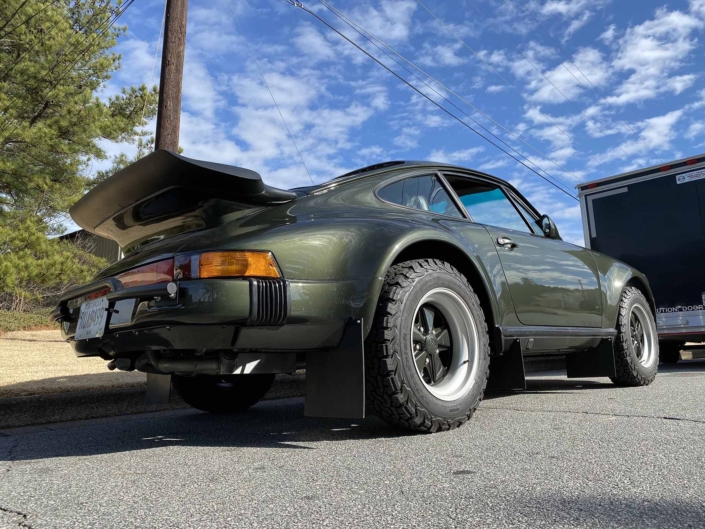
[590,250,656,328]
[175,177,514,337]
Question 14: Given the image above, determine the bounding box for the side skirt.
[304,319,366,419]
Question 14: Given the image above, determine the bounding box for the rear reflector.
[115,258,174,288]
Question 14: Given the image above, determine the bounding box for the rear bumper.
[55,277,363,357]
[657,309,705,342]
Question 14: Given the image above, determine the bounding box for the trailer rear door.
[587,174,705,312]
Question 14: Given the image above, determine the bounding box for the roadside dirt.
[0,330,144,398]
[0,330,305,429]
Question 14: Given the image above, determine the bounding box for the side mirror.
[539,214,561,239]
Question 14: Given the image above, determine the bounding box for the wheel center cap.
[425,335,438,354]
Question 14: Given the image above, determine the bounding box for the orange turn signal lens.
[198,251,281,279]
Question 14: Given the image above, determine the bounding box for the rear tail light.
[67,287,111,309]
[174,251,281,280]
[115,258,174,288]
[111,251,281,289]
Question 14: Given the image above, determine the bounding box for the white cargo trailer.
[578,154,705,363]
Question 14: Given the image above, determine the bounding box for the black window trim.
[373,169,469,220]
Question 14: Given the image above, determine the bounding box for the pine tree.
[0,0,159,310]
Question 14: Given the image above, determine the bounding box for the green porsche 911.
[52,149,659,433]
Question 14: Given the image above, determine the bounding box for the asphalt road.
[1,360,704,529]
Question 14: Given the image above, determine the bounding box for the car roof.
[294,160,516,192]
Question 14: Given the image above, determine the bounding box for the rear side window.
[444,176,531,233]
[378,175,462,218]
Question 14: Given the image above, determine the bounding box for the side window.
[444,175,531,233]
[378,175,463,218]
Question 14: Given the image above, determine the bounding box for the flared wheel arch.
[382,240,499,351]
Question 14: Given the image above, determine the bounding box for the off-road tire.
[172,374,274,413]
[659,342,682,364]
[365,259,491,433]
[610,287,658,386]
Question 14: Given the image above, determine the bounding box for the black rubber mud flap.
[146,373,172,405]
[566,338,617,378]
[305,319,365,419]
[487,340,526,390]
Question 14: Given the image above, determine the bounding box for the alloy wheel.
[629,304,656,368]
[410,288,479,401]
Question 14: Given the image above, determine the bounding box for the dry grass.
[0,330,144,398]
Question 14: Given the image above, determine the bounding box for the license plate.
[75,297,109,340]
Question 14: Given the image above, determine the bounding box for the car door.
[442,172,602,328]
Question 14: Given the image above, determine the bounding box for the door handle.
[496,237,518,249]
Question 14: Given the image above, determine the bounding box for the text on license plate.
[75,297,109,340]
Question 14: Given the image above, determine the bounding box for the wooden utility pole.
[147,0,188,405]
[154,0,188,152]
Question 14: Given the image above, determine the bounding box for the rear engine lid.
[70,149,296,254]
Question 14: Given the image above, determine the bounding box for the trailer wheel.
[659,342,682,364]
[172,374,274,413]
[365,259,490,433]
[610,287,658,386]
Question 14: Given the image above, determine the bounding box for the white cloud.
[590,110,684,166]
[685,122,705,140]
[598,24,617,45]
[393,127,421,149]
[562,11,592,42]
[521,47,609,104]
[691,0,705,18]
[293,25,337,63]
[355,85,390,111]
[486,85,506,93]
[418,42,467,67]
[182,56,223,120]
[606,7,704,105]
[349,0,417,43]
[478,158,510,171]
[540,0,603,18]
[428,147,485,164]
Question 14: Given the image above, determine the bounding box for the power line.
[139,0,167,130]
[316,0,582,185]
[505,0,664,162]
[225,0,314,185]
[0,0,58,40]
[316,0,578,195]
[0,8,70,82]
[0,0,123,134]
[0,0,135,144]
[286,1,578,200]
[413,1,583,154]
[461,0,639,163]
[0,0,31,35]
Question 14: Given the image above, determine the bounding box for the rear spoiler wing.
[70,150,297,250]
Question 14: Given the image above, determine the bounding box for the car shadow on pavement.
[0,398,415,463]
[484,358,705,400]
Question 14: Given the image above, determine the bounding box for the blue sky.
[101,0,705,245]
